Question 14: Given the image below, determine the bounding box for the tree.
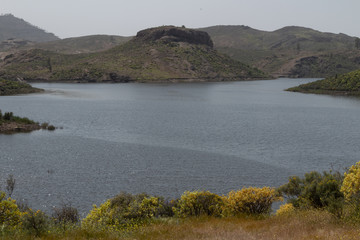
[6,174,16,198]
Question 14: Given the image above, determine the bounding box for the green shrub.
[47,125,56,131]
[223,187,282,216]
[173,191,224,217]
[278,171,344,216]
[21,209,49,237]
[3,112,13,121]
[52,203,79,224]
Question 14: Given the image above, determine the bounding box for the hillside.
[200,25,360,77]
[0,26,270,82]
[0,14,59,42]
[0,78,43,95]
[287,69,360,95]
[21,35,132,54]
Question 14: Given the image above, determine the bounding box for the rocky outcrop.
[134,26,214,48]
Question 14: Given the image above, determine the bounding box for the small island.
[0,110,55,133]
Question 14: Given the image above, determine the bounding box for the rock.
[134,26,214,48]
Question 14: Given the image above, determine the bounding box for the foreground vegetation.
[2,161,360,239]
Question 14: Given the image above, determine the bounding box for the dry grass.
[127,211,360,240]
[3,210,360,239]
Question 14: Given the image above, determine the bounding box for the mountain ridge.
[0,14,59,42]
[0,26,270,83]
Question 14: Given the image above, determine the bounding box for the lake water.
[1,78,360,215]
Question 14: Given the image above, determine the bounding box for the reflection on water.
[1,79,360,214]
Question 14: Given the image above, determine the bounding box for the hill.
[0,26,270,83]
[287,69,360,95]
[0,14,59,42]
[200,25,360,77]
[0,78,43,95]
[21,35,132,54]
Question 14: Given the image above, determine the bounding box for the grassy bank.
[2,212,359,240]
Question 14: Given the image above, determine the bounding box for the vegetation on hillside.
[287,69,360,95]
[21,35,132,54]
[0,78,43,95]
[0,26,270,82]
[200,25,360,77]
[1,161,360,239]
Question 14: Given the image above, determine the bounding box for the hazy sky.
[1,0,360,39]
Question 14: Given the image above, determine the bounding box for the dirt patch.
[0,122,41,134]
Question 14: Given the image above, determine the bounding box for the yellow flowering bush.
[276,203,296,216]
[82,193,164,232]
[173,191,224,217]
[82,200,115,231]
[223,187,282,216]
[341,161,360,202]
[0,191,22,230]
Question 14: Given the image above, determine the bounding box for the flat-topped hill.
[135,26,214,47]
[0,26,270,83]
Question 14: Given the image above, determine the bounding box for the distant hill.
[200,25,360,77]
[22,35,132,54]
[287,69,360,95]
[0,14,59,42]
[0,26,270,82]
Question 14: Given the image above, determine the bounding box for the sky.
[1,0,360,39]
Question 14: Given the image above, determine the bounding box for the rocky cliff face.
[134,26,214,48]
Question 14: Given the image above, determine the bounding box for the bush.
[21,209,49,237]
[173,191,224,217]
[341,161,360,218]
[278,171,344,216]
[341,161,360,202]
[47,125,56,131]
[276,203,296,216]
[223,187,282,216]
[52,203,79,225]
[3,112,13,121]
[0,192,22,230]
[82,192,164,232]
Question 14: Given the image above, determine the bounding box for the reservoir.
[1,78,360,215]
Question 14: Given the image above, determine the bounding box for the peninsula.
[287,69,360,95]
[0,78,43,95]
